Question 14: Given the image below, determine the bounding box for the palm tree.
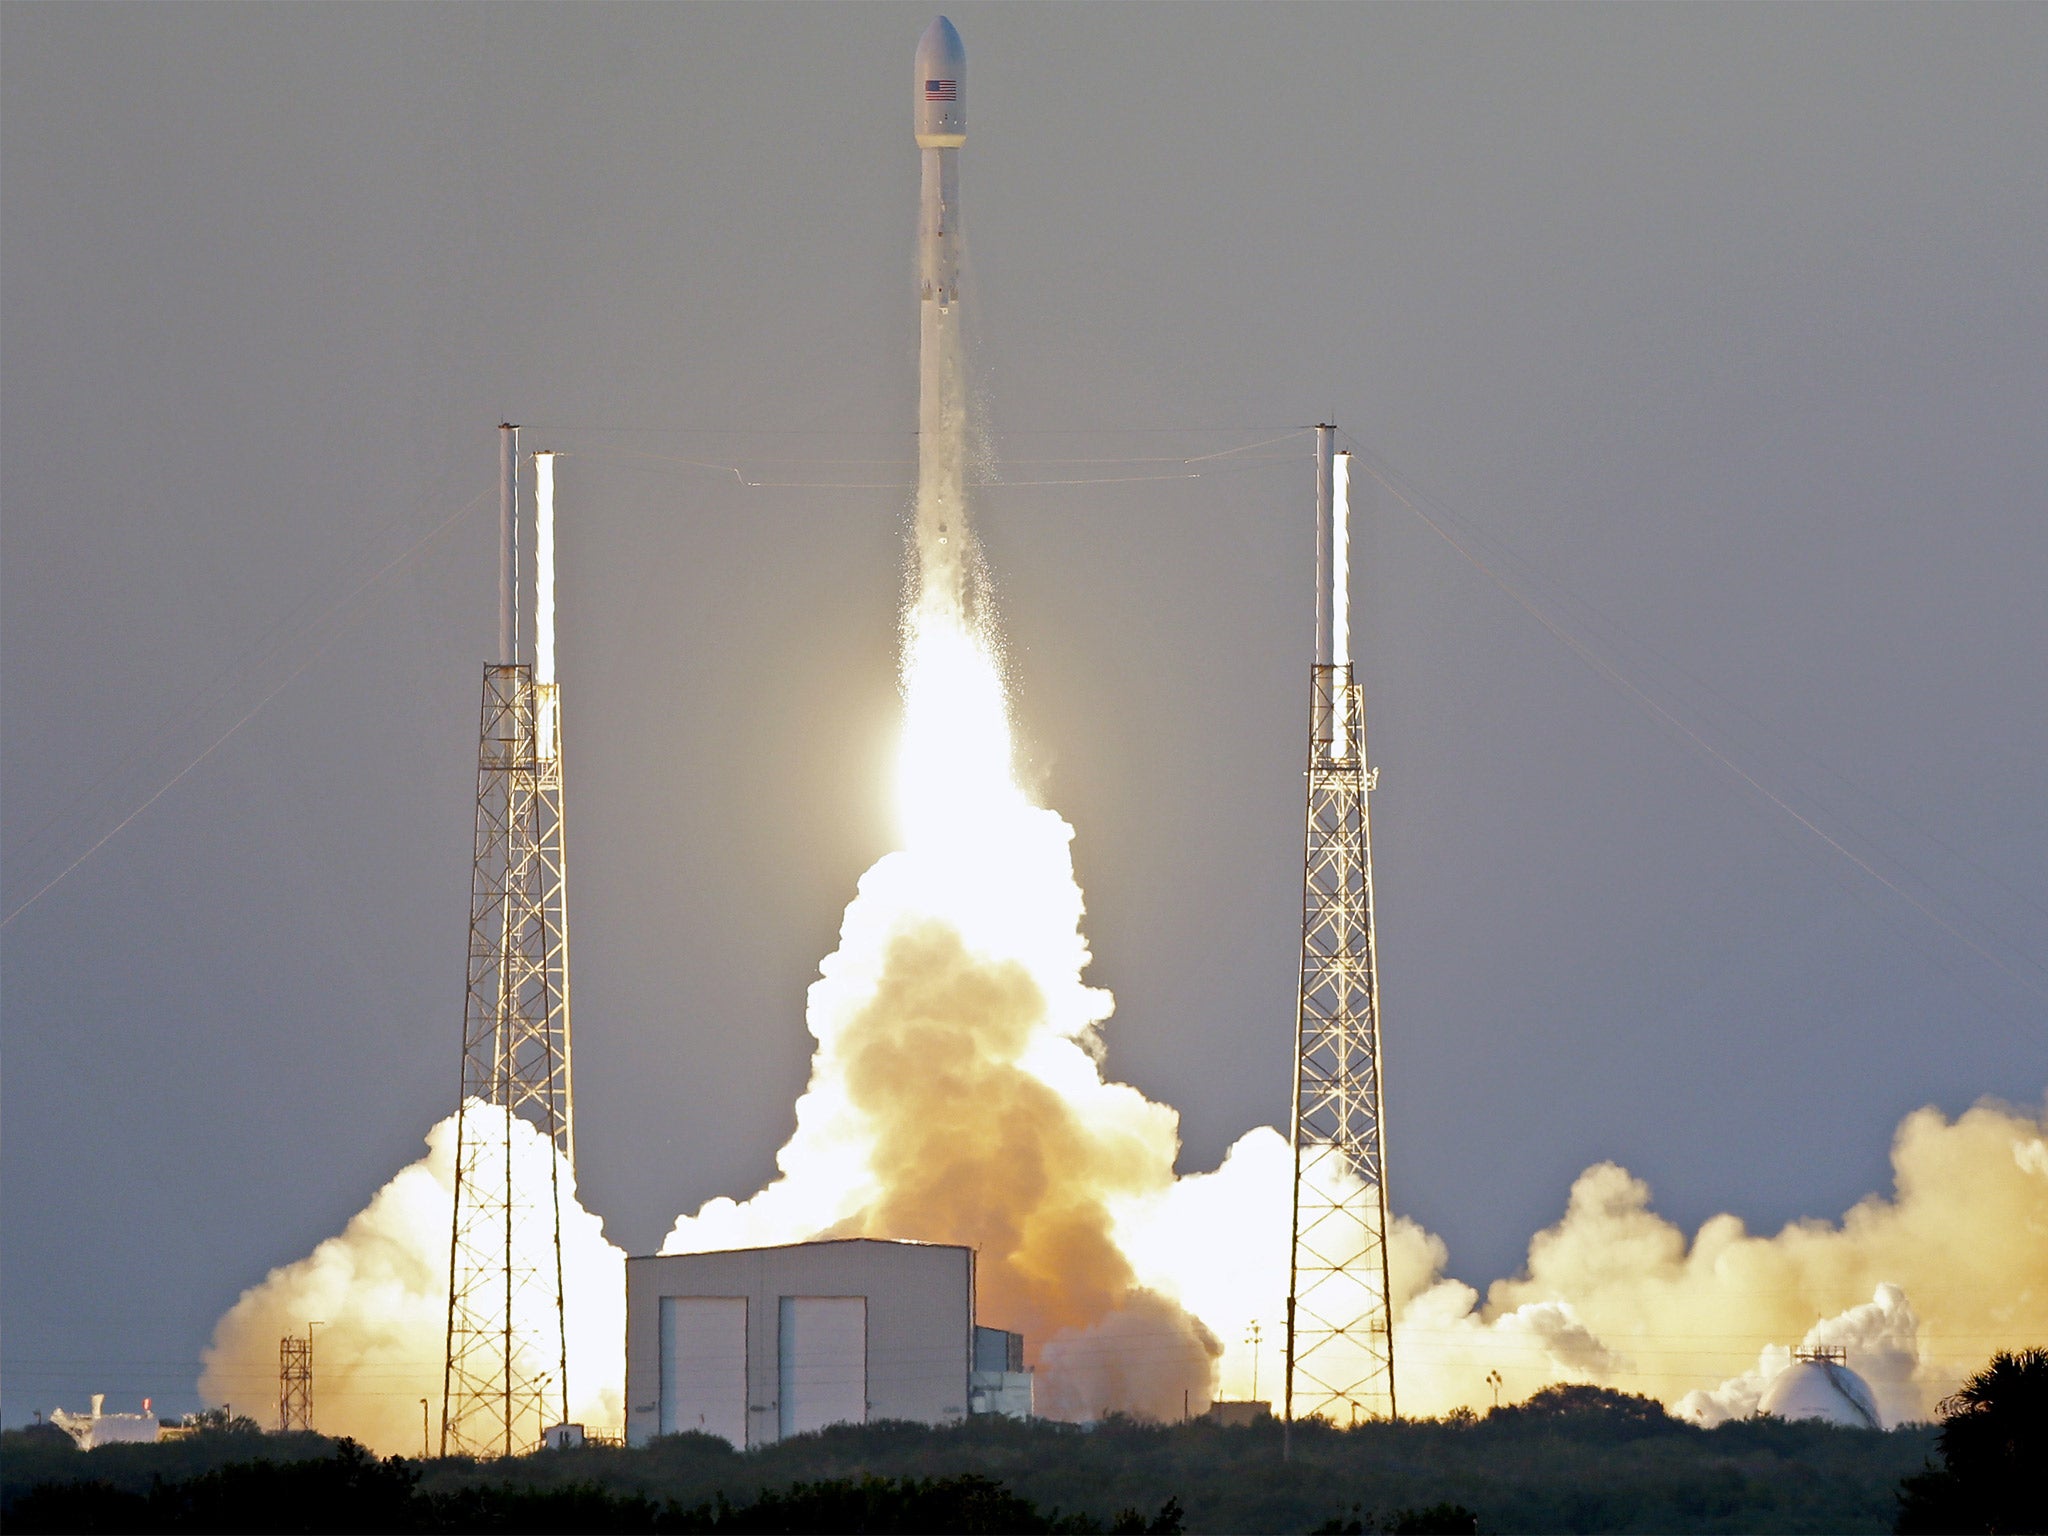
[1898,1347,2047,1534]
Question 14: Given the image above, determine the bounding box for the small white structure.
[49,1395,160,1450]
[626,1238,1030,1449]
[1758,1348,1882,1429]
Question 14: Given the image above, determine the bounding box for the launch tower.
[441,431,575,1456]
[1285,425,1397,1426]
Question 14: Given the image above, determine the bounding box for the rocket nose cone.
[916,16,965,80]
[914,16,965,146]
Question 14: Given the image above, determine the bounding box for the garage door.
[777,1295,866,1438]
[659,1295,747,1447]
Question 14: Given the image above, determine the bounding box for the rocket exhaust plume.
[663,17,1223,1418]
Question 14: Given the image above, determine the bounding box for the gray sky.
[4,2,2043,1424]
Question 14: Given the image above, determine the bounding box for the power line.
[1,485,493,931]
[1343,435,2048,1006]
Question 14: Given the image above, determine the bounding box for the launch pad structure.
[432,28,1385,1443]
[441,428,576,1457]
[1285,425,1398,1429]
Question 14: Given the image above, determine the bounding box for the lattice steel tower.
[278,1332,313,1433]
[442,431,574,1457]
[1286,425,1397,1427]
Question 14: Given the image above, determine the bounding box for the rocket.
[915,16,965,306]
[913,17,968,595]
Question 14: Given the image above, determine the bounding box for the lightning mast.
[1285,425,1397,1429]
[442,430,574,1456]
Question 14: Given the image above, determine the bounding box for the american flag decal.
[925,79,957,101]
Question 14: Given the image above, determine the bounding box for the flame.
[895,602,1025,857]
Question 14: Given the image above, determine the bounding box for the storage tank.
[1757,1347,1882,1428]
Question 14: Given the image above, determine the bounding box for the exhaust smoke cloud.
[199,1074,2045,1449]
[660,247,1224,1417]
[1110,1093,2048,1425]
[199,1109,623,1451]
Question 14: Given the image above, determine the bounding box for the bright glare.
[895,604,1024,850]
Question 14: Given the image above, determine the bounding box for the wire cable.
[2,485,493,931]
[1343,439,2048,1005]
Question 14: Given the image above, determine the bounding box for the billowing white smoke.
[1679,1283,1919,1427]
[661,572,1225,1419]
[659,239,1222,1417]
[202,1066,2045,1448]
[1122,1094,2047,1424]
[199,1108,623,1452]
[1440,1096,2048,1424]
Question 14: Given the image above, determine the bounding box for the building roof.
[632,1235,971,1263]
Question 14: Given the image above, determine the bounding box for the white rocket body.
[914,17,968,605]
[915,16,966,306]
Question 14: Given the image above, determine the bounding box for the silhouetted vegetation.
[1896,1346,2048,1534]
[3,1392,1936,1534]
[1484,1384,1677,1439]
[1,1446,1181,1534]
[3,1439,418,1534]
[1315,1501,1481,1534]
[163,1406,265,1437]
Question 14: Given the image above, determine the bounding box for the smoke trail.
[199,1109,623,1452]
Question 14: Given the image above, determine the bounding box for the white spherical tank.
[915,17,965,147]
[1758,1356,1882,1428]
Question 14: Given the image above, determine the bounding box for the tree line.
[6,1355,2040,1534]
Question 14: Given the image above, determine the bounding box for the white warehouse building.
[625,1237,1032,1449]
